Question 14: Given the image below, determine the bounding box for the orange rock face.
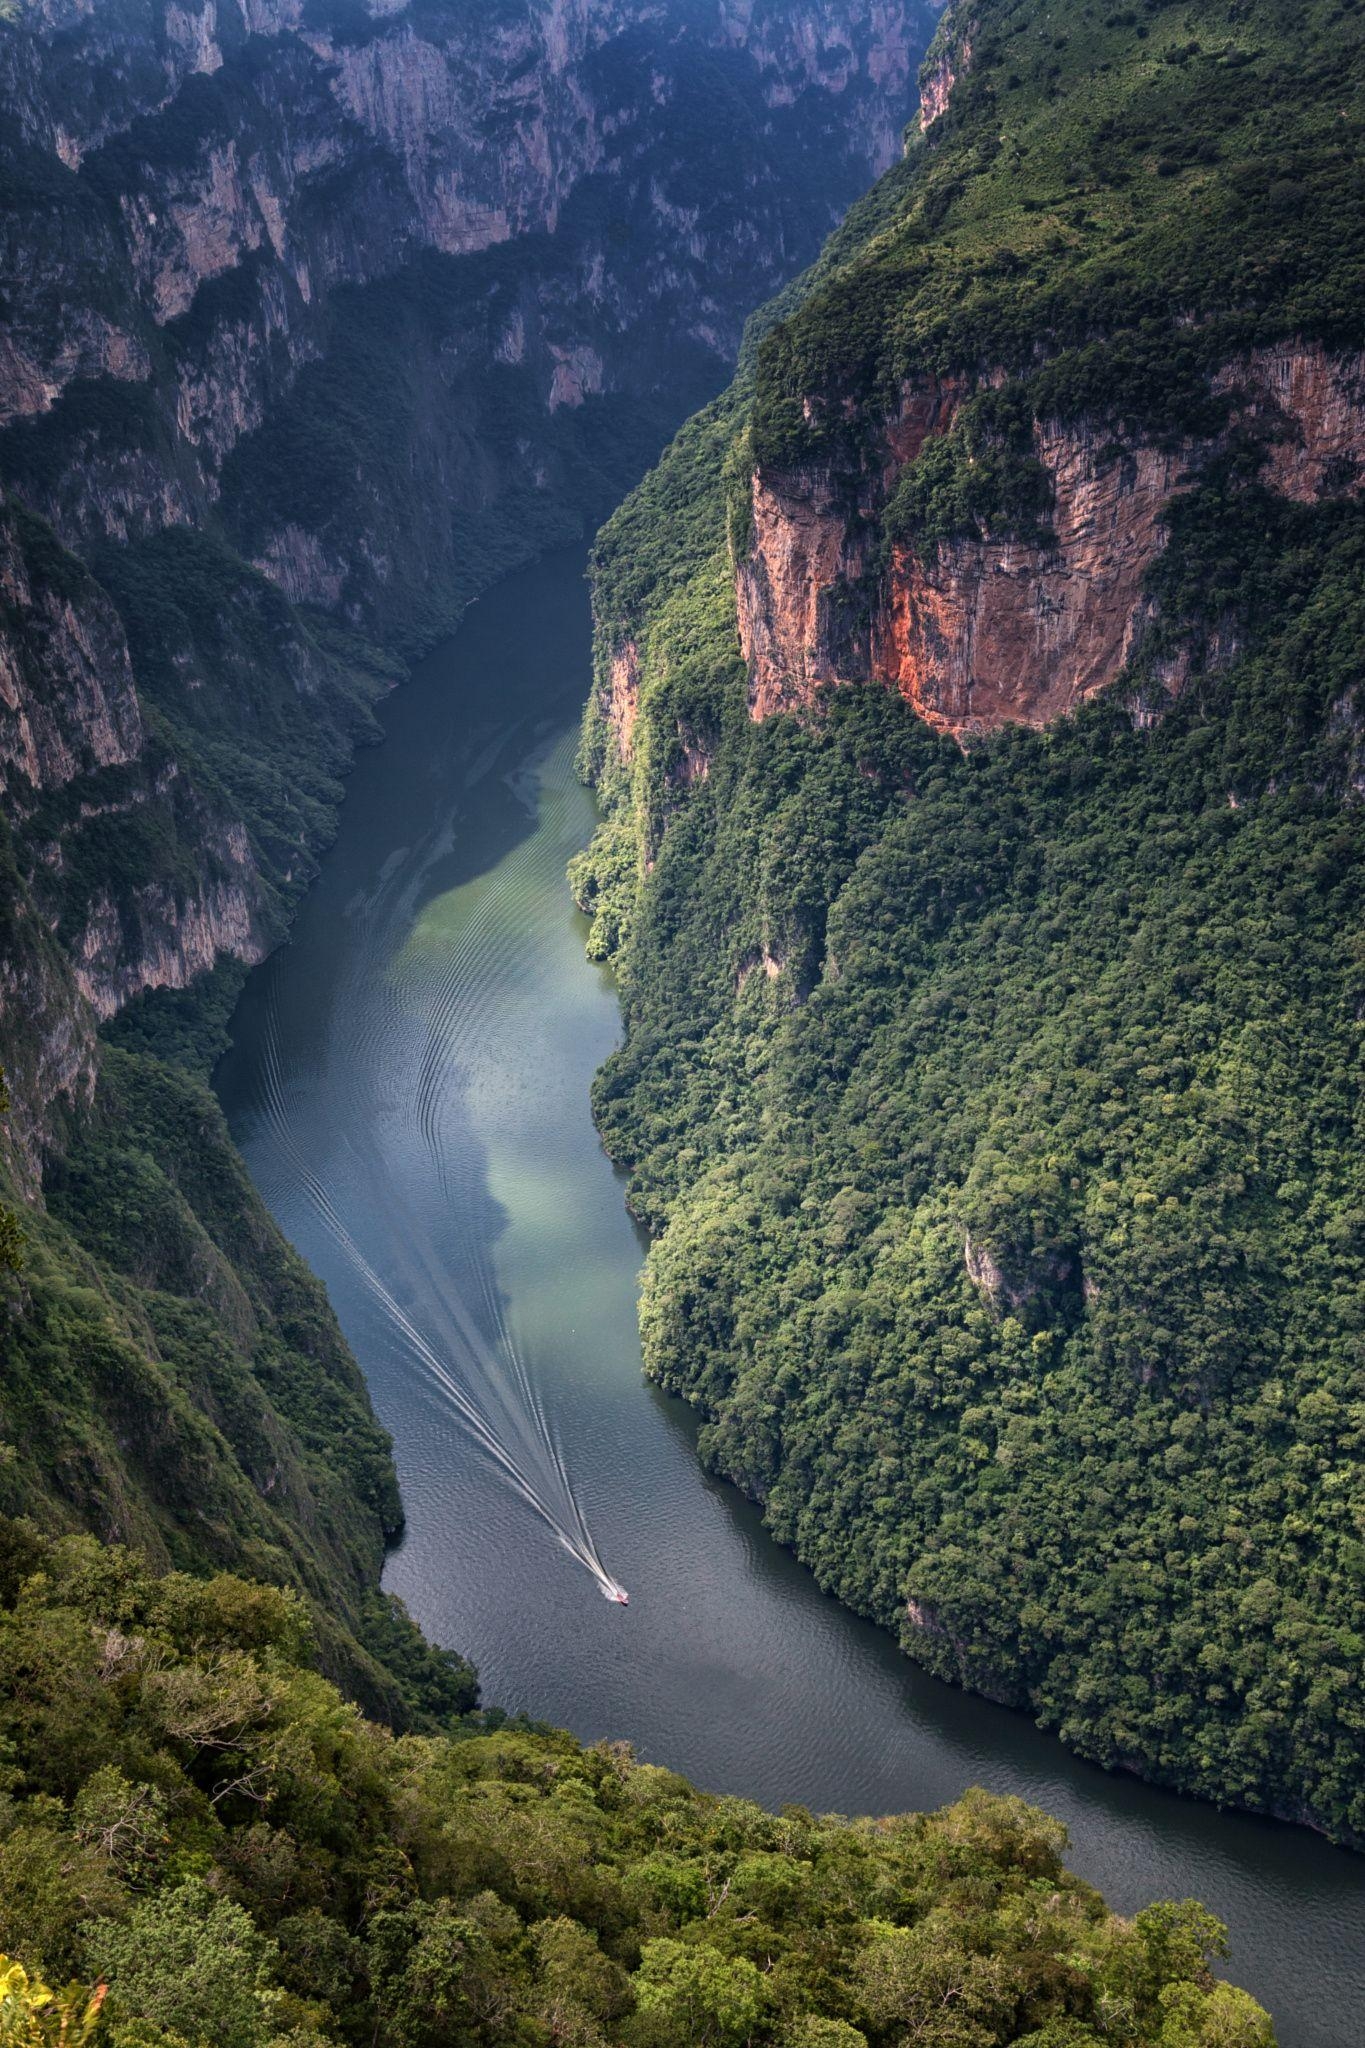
[738,343,1365,741]
[1216,345,1365,502]
[883,374,966,465]
[874,428,1191,737]
[917,47,956,128]
[602,638,641,761]
[918,16,971,131]
[737,469,861,719]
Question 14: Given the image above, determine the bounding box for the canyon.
[0,0,942,1166]
[0,0,1361,2037]
[0,0,941,1706]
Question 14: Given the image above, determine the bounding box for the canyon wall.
[580,0,1365,1841]
[733,344,1365,742]
[0,0,941,1158]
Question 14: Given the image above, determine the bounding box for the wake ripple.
[251,729,626,1605]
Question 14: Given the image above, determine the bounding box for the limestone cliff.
[735,344,1365,740]
[916,0,969,129]
[0,0,940,1145]
[0,505,268,1164]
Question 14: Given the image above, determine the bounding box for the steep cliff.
[738,344,1365,738]
[0,0,942,1706]
[580,0,1365,1840]
[0,0,941,1100]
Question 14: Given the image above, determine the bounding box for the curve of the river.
[216,546,1365,2047]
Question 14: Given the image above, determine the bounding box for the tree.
[632,1941,765,2047]
[93,1883,278,2048]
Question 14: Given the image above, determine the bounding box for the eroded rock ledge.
[736,342,1365,740]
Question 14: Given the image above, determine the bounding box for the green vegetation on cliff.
[749,0,1365,479]
[576,0,1365,1841]
[0,1044,473,1732]
[0,1518,1272,2048]
[0,500,461,1726]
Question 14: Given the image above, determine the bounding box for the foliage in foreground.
[0,1520,1271,2048]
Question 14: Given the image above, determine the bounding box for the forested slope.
[575,0,1365,1841]
[0,1518,1273,2048]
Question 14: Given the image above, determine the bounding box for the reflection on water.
[218,547,1365,2048]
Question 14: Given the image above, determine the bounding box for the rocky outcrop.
[0,508,143,798]
[1217,344,1365,502]
[874,426,1192,737]
[738,342,1365,740]
[549,344,605,412]
[0,919,97,1192]
[736,374,966,719]
[917,0,969,129]
[601,639,641,762]
[72,846,263,1020]
[963,1226,1080,1323]
[737,467,868,720]
[672,722,712,786]
[0,504,269,1144]
[735,944,786,992]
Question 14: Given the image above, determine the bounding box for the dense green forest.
[0,1518,1272,2048]
[574,0,1365,1840]
[0,1030,474,1733]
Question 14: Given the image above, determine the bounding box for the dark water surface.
[218,546,1365,2045]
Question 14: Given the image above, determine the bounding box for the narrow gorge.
[0,0,938,1693]
[0,1,1363,2044]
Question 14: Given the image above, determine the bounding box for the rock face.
[738,466,870,720]
[604,641,642,763]
[736,343,1365,740]
[0,503,269,1164]
[0,0,941,1163]
[917,3,969,129]
[71,835,262,1022]
[0,508,144,797]
[872,426,1193,737]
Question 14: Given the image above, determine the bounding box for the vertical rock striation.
[734,345,1365,739]
[0,0,941,1135]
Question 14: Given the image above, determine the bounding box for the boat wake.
[251,739,627,1608]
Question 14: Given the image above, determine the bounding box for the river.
[215,544,1365,2046]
